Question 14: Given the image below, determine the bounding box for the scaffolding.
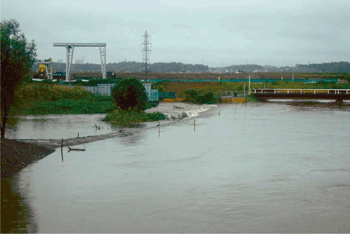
[53,43,106,81]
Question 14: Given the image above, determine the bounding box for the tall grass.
[22,99,115,115]
[14,83,115,115]
[17,83,93,101]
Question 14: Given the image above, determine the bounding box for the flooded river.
[3,102,350,232]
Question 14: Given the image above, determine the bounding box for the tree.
[184,89,199,102]
[1,19,36,138]
[111,78,148,112]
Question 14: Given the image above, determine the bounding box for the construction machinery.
[33,58,54,79]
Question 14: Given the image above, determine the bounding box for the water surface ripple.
[11,103,350,232]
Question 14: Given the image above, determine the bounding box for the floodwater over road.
[4,102,350,232]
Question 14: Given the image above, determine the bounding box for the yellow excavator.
[33,58,55,79]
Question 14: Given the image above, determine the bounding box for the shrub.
[103,108,167,129]
[111,77,148,112]
[194,91,216,104]
[184,89,199,102]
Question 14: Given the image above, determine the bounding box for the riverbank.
[1,138,55,178]
[1,103,218,179]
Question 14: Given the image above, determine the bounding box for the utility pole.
[141,31,151,82]
[248,75,251,95]
[182,64,187,81]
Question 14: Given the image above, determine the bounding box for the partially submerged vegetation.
[7,80,161,128]
[12,81,159,116]
[104,78,167,129]
[103,108,167,130]
[6,76,350,129]
[183,89,217,104]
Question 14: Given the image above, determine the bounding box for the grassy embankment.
[9,78,349,125]
[152,80,350,103]
[10,81,166,127]
[15,82,115,115]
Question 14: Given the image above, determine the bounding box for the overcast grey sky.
[2,0,349,67]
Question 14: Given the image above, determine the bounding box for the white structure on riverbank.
[53,43,106,81]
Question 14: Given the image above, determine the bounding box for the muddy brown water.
[3,102,350,233]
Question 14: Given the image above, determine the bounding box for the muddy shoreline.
[1,121,170,178]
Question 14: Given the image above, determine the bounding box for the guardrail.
[253,89,350,94]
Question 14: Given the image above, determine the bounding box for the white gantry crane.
[53,43,106,81]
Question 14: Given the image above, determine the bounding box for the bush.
[184,89,199,102]
[111,77,148,112]
[194,91,216,104]
[145,102,159,109]
[103,108,167,128]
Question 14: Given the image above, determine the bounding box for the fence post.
[61,138,64,162]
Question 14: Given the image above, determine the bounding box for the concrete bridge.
[252,89,350,102]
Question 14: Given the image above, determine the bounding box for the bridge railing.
[253,89,350,94]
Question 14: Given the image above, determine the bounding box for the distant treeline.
[33,61,350,73]
[218,64,266,73]
[213,62,350,73]
[32,61,209,73]
[296,62,350,73]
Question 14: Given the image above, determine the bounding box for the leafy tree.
[1,19,36,138]
[184,89,199,102]
[111,78,148,111]
[195,91,216,104]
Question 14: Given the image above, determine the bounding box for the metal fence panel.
[150,90,159,102]
[81,83,159,101]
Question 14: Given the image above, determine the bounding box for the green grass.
[14,83,161,115]
[154,80,350,96]
[22,98,115,115]
[11,80,350,117]
[155,80,350,104]
[15,83,115,115]
[103,109,167,127]
[246,94,260,102]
